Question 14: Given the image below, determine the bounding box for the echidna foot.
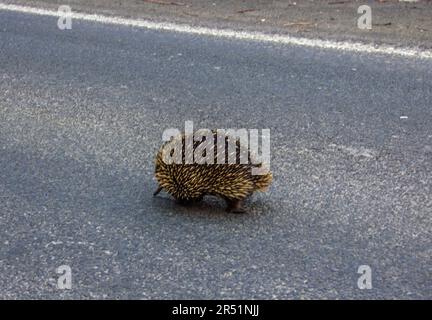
[177,196,203,206]
[225,199,246,214]
[227,207,246,214]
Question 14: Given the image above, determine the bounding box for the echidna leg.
[225,199,246,214]
[153,186,163,196]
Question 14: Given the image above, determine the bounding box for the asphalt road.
[6,0,432,49]
[0,10,431,299]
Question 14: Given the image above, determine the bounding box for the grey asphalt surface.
[5,0,432,49]
[0,10,431,299]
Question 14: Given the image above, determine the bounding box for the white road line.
[1,3,431,59]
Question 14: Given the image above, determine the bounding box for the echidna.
[153,129,272,213]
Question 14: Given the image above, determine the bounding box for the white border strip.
[1,3,431,59]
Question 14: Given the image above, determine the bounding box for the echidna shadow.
[153,130,272,213]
